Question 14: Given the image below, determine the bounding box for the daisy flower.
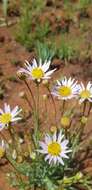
[38,131,72,165]
[52,77,80,100]
[0,140,6,158]
[0,103,22,131]
[19,58,56,82]
[79,82,92,104]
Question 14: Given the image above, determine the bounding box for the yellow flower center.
[58,86,72,97]
[80,90,91,99]
[48,142,61,156]
[31,68,44,79]
[0,113,12,124]
[61,116,70,128]
[0,147,5,158]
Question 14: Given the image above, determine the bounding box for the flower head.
[0,140,6,158]
[0,103,22,131]
[38,131,72,165]
[52,77,80,100]
[61,116,71,128]
[78,82,92,104]
[19,59,56,83]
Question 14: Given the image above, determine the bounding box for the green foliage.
[30,0,45,13]
[57,39,77,63]
[2,0,8,18]
[58,173,92,190]
[7,172,29,190]
[35,41,56,62]
[15,0,46,51]
[7,155,63,189]
[15,0,33,50]
[7,154,32,176]
[78,0,92,9]
[70,128,82,159]
[6,125,92,190]
[35,21,51,41]
[7,152,92,190]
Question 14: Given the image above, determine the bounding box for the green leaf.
[7,154,31,176]
[43,177,57,190]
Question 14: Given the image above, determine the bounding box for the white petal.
[61,140,69,148]
[4,103,10,113]
[11,117,21,122]
[0,109,4,114]
[39,59,42,67]
[19,68,31,75]
[57,156,64,165]
[39,142,47,150]
[49,155,53,164]
[45,154,51,161]
[53,156,57,164]
[53,132,57,141]
[87,82,92,90]
[45,134,52,144]
[37,149,47,154]
[25,60,32,70]
[32,59,37,68]
[0,125,4,131]
[58,131,64,143]
[64,149,72,153]
[12,107,22,117]
[42,60,51,72]
[45,69,56,76]
[60,152,69,159]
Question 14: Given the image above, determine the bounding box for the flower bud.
[19,91,26,99]
[50,126,57,133]
[17,155,23,163]
[24,151,29,157]
[76,172,83,180]
[42,94,48,101]
[0,146,5,158]
[42,80,49,87]
[30,152,36,160]
[0,140,5,158]
[12,149,17,160]
[17,71,26,80]
[19,137,24,144]
[81,116,88,124]
[61,116,70,128]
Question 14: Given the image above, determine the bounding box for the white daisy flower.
[19,58,56,82]
[0,103,22,131]
[0,140,6,158]
[38,131,72,165]
[52,77,80,100]
[79,82,92,104]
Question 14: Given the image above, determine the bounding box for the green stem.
[65,128,68,138]
[87,102,92,116]
[33,83,40,148]
[24,93,33,110]
[47,86,57,125]
[8,126,21,156]
[62,100,66,115]
[24,80,36,109]
[0,132,9,145]
[82,101,87,116]
[36,83,39,124]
